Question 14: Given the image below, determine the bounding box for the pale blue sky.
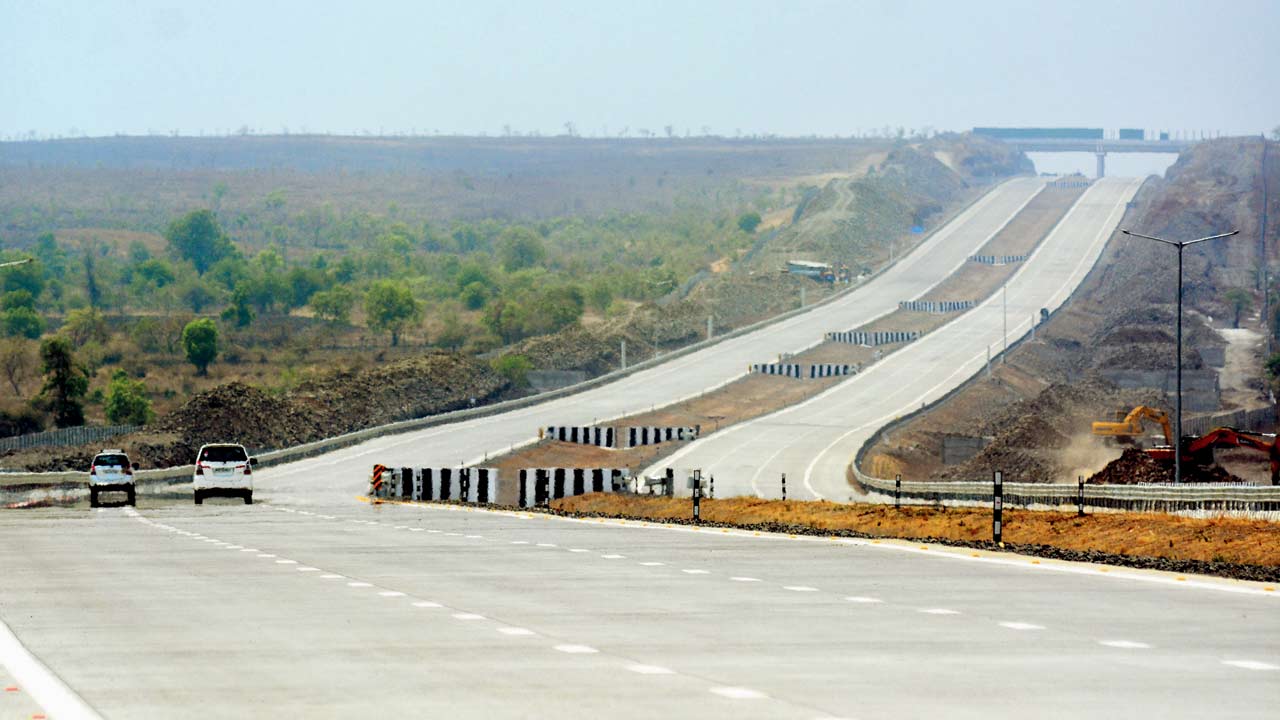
[2,0,1277,139]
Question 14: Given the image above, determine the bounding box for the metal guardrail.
[0,425,139,452]
[855,470,1280,514]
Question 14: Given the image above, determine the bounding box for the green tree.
[220,287,255,328]
[61,308,108,345]
[181,318,219,375]
[36,336,88,428]
[498,227,546,272]
[1224,288,1253,328]
[0,256,45,298]
[177,276,219,313]
[104,369,154,424]
[165,210,238,274]
[310,287,355,324]
[491,354,533,388]
[737,211,763,233]
[3,307,44,339]
[459,281,489,310]
[364,281,421,346]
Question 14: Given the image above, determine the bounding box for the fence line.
[0,425,139,453]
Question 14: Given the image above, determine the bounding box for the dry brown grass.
[553,494,1280,567]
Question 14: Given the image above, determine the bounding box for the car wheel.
[126,487,136,506]
[89,488,99,508]
[243,490,253,505]
[194,489,204,505]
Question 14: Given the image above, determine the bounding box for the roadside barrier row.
[969,254,1028,265]
[540,425,700,449]
[541,426,616,448]
[899,300,975,313]
[370,466,498,504]
[518,468,626,508]
[626,426,699,448]
[749,363,802,378]
[826,330,920,346]
[809,363,854,379]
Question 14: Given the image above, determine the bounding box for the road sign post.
[895,474,901,509]
[781,473,787,501]
[1077,475,1085,517]
[992,470,1003,544]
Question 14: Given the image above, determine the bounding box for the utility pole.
[1002,284,1008,362]
[1123,229,1239,484]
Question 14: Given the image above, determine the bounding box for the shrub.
[491,354,533,388]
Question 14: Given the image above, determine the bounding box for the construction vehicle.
[1091,405,1172,446]
[785,260,852,283]
[1146,427,1280,486]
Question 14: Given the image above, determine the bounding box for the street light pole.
[1122,229,1239,484]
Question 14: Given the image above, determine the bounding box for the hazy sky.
[3,0,1277,140]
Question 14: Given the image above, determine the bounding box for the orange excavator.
[1094,406,1279,484]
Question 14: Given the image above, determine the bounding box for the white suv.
[89,449,137,507]
[193,443,257,505]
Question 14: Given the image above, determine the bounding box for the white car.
[193,443,257,505]
[89,449,137,507]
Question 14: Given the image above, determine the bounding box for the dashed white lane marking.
[626,664,675,675]
[498,627,536,636]
[536,543,557,548]
[0,616,103,720]
[730,576,761,582]
[379,591,406,598]
[297,567,319,572]
[412,601,443,608]
[256,554,277,558]
[275,559,298,565]
[844,596,883,604]
[510,540,529,545]
[1222,660,1279,671]
[319,574,343,579]
[347,581,372,588]
[640,562,666,567]
[1099,640,1150,649]
[709,686,767,700]
[784,585,818,592]
[239,548,258,553]
[409,528,424,532]
[999,622,1044,631]
[919,608,960,615]
[452,613,485,621]
[568,548,589,553]
[394,525,408,529]
[465,535,483,539]
[602,554,626,559]
[553,644,598,654]
[445,532,462,537]
[682,569,710,575]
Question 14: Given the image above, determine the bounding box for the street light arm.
[0,258,34,269]
[1121,229,1181,246]
[1180,230,1239,246]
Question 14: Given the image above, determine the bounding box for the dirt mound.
[1088,447,1246,484]
[157,382,323,450]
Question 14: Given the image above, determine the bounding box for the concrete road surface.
[0,501,1275,719]
[652,177,1143,499]
[256,177,1047,506]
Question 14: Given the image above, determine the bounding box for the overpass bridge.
[974,127,1199,176]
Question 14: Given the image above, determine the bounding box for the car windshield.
[200,446,248,463]
[94,455,128,467]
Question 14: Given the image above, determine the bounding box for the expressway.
[258,176,1048,505]
[2,175,1275,720]
[651,177,1143,499]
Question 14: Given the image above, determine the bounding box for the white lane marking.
[452,613,485,621]
[568,548,590,553]
[239,548,259,553]
[844,596,883,603]
[626,664,675,675]
[409,528,424,532]
[641,562,666,567]
[394,525,408,529]
[999,622,1044,631]
[783,585,818,592]
[465,535,483,539]
[412,601,442,608]
[919,608,960,615]
[0,617,103,720]
[1099,640,1150,649]
[318,515,336,520]
[602,554,626,559]
[497,627,536,636]
[256,554,277,558]
[709,686,767,700]
[444,532,462,537]
[683,569,710,575]
[553,644,598,654]
[319,574,343,579]
[730,576,761,582]
[224,545,243,550]
[379,591,406,598]
[1222,660,1279,671]
[426,530,442,534]
[275,559,298,565]
[297,567,319,572]
[510,540,529,545]
[347,582,373,588]
[536,543,557,548]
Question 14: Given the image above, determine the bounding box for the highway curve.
[651,177,1144,500]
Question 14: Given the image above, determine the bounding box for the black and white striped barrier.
[750,363,802,378]
[541,426,617,448]
[625,426,700,448]
[1050,178,1090,188]
[899,299,974,313]
[809,363,853,378]
[370,466,499,504]
[825,330,920,346]
[969,254,1028,265]
[518,468,627,508]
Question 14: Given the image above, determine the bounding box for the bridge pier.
[1095,151,1107,178]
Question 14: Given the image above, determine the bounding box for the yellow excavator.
[1091,405,1173,447]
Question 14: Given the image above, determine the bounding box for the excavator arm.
[1091,405,1172,445]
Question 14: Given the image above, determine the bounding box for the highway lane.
[256,177,1047,505]
[653,177,1143,499]
[0,501,1275,718]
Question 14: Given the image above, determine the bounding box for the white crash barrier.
[370,466,498,504]
[518,467,627,507]
[825,330,920,346]
[898,299,974,313]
